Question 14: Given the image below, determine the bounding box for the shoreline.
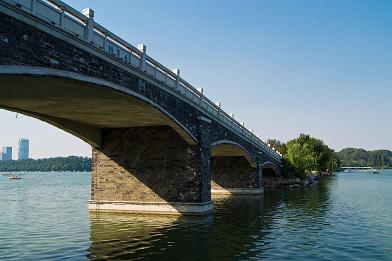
[264,171,333,190]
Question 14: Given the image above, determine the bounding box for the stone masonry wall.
[211,156,260,189]
[91,126,211,203]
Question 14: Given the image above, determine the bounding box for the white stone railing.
[1,0,282,161]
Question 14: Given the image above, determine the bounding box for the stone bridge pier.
[89,119,213,215]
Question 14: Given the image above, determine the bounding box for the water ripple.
[1,171,392,260]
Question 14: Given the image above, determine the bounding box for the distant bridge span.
[0,0,282,215]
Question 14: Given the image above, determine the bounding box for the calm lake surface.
[0,170,392,260]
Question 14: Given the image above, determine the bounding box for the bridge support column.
[89,126,212,215]
[211,156,263,195]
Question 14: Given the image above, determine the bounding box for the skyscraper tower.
[18,138,29,160]
[1,146,12,161]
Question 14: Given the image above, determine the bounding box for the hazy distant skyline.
[1,0,391,158]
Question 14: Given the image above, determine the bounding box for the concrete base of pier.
[88,200,214,216]
[211,188,263,195]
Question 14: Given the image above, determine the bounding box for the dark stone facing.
[211,156,261,189]
[92,126,211,203]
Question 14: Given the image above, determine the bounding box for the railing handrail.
[1,0,282,161]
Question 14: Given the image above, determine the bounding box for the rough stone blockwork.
[92,126,211,203]
[211,156,260,189]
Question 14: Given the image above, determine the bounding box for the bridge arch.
[260,161,281,189]
[210,140,261,194]
[261,161,281,177]
[210,140,257,168]
[0,66,198,147]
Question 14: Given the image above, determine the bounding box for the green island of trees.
[337,148,392,168]
[268,134,339,179]
[268,135,392,178]
[0,156,92,172]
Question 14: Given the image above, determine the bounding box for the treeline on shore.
[268,136,392,179]
[0,156,92,172]
[268,134,339,179]
[337,148,392,168]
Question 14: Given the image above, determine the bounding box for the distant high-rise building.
[18,138,29,160]
[2,146,12,161]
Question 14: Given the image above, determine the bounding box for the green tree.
[266,139,287,155]
[284,134,339,178]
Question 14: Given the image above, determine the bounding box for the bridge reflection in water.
[87,180,331,260]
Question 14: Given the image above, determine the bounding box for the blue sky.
[1,0,391,158]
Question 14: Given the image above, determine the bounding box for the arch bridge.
[0,0,282,215]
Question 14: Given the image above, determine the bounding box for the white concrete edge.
[88,200,214,216]
[0,65,198,144]
[211,188,263,195]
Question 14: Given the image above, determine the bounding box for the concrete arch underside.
[0,67,197,147]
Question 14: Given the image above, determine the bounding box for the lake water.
[0,170,391,260]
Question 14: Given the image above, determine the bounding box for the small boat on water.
[341,167,379,174]
[9,175,21,180]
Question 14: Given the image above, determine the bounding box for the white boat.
[9,175,21,180]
